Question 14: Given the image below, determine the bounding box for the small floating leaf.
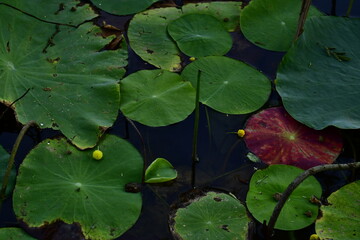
[316,180,360,240]
[246,165,322,230]
[172,192,250,240]
[120,70,195,127]
[181,56,271,114]
[167,13,232,57]
[145,158,177,183]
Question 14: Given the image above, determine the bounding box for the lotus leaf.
[120,70,195,127]
[91,0,160,15]
[145,158,177,183]
[316,180,360,240]
[244,107,343,169]
[167,14,232,57]
[181,56,271,114]
[276,16,360,129]
[0,227,36,240]
[0,0,97,26]
[127,2,241,71]
[0,145,16,197]
[0,5,127,149]
[13,135,143,240]
[240,0,322,51]
[173,192,249,240]
[246,165,322,230]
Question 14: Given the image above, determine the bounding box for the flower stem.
[191,70,201,188]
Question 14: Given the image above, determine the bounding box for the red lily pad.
[244,107,343,169]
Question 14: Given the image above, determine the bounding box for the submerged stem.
[346,0,355,17]
[191,70,201,188]
[0,121,37,206]
[266,162,360,237]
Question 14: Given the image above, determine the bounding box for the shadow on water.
[1,0,360,239]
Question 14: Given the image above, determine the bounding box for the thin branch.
[294,0,312,40]
[0,121,38,205]
[266,162,360,237]
[346,0,355,17]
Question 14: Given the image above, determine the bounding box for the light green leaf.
[246,165,322,230]
[13,135,143,240]
[167,14,232,58]
[145,158,177,183]
[0,0,97,25]
[240,0,322,51]
[316,180,360,240]
[0,228,36,240]
[0,5,127,149]
[120,70,195,127]
[276,16,360,129]
[91,0,160,15]
[181,56,271,114]
[173,192,250,240]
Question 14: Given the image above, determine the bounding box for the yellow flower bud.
[309,234,320,240]
[237,129,246,138]
[92,149,103,160]
[189,57,196,61]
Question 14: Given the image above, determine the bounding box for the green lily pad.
[127,2,241,71]
[276,16,360,129]
[0,5,127,149]
[244,107,343,169]
[145,158,177,183]
[240,0,322,51]
[181,56,271,114]
[246,164,322,230]
[120,70,195,127]
[316,180,360,240]
[13,135,143,240]
[1,0,97,26]
[0,228,36,240]
[172,192,249,240]
[0,145,16,197]
[167,14,232,57]
[182,2,242,32]
[91,0,160,15]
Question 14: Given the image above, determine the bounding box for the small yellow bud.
[309,234,320,240]
[189,57,196,61]
[274,79,278,85]
[92,150,103,160]
[237,129,246,138]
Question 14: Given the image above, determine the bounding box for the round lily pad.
[167,13,232,57]
[0,145,16,197]
[127,2,241,71]
[0,5,127,149]
[276,16,360,129]
[1,0,97,26]
[120,70,196,127]
[316,180,360,240]
[145,158,177,183]
[246,164,322,230]
[240,0,322,51]
[92,0,160,15]
[244,107,343,169]
[13,135,143,240]
[172,191,250,240]
[181,56,271,114]
[0,228,36,240]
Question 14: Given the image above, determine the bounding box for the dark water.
[0,0,359,239]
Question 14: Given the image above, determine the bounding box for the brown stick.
[266,162,360,237]
[295,0,312,40]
